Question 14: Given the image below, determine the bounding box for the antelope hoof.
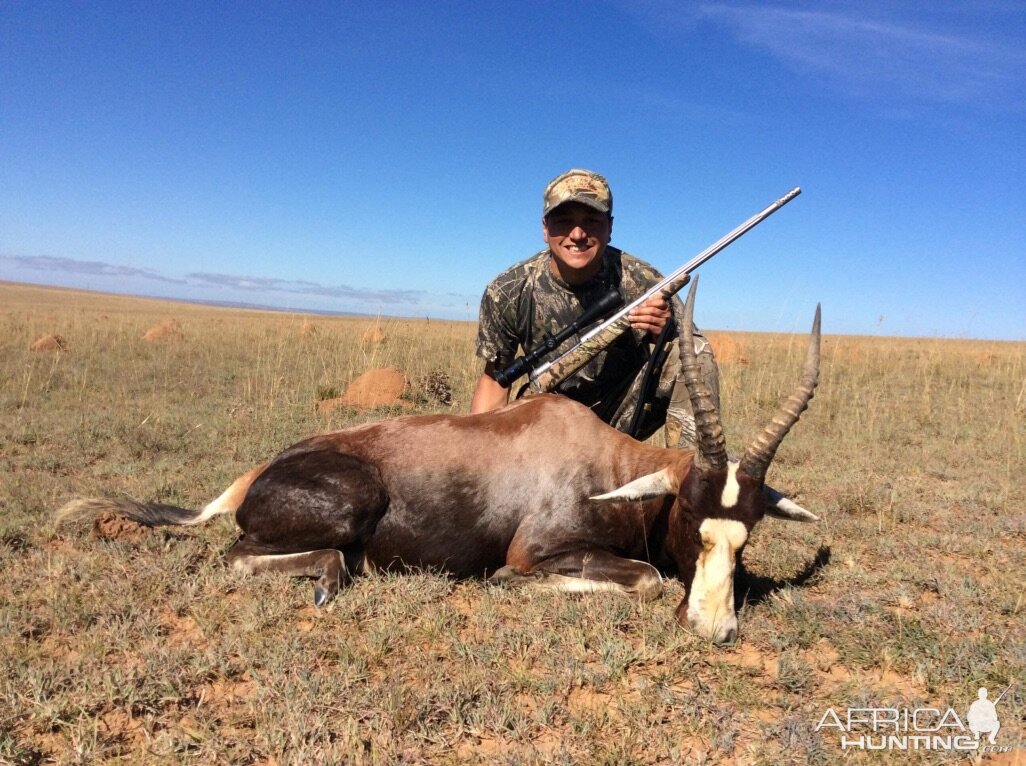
[313,580,339,608]
[489,565,522,583]
[489,565,542,585]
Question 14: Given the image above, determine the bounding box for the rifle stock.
[528,187,801,393]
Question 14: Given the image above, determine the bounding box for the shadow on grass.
[735,545,831,610]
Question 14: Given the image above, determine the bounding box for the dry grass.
[1,281,1023,765]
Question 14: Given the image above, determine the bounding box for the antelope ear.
[590,468,676,503]
[763,486,820,522]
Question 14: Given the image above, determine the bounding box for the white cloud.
[703,4,1022,105]
[0,253,468,310]
[0,254,187,284]
[186,271,426,305]
[626,2,1024,109]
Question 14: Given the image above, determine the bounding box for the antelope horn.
[679,276,728,469]
[739,305,821,482]
[589,468,676,503]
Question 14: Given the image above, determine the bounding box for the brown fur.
[57,393,809,643]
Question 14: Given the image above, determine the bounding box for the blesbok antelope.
[58,280,821,644]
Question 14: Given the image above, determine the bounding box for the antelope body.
[59,282,821,644]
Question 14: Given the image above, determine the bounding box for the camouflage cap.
[542,169,613,217]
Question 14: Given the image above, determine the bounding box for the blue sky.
[2,1,1023,339]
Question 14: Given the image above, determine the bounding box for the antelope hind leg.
[228,540,350,607]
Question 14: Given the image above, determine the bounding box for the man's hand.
[628,294,671,336]
[470,364,512,413]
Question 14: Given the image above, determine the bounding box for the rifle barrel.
[993,684,1013,704]
[528,187,801,393]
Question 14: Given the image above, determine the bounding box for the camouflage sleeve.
[475,278,522,370]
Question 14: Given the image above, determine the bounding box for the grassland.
[1,280,1023,765]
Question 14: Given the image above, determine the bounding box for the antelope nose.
[706,616,739,645]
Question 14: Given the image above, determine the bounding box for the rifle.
[494,288,623,388]
[526,187,802,394]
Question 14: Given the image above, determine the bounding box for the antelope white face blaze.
[686,518,748,643]
[720,461,741,508]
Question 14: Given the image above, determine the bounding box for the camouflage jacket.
[476,246,672,422]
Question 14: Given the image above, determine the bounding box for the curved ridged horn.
[739,305,821,482]
[679,276,728,470]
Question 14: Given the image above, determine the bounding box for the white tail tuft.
[192,462,270,524]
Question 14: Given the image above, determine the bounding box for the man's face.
[542,202,612,284]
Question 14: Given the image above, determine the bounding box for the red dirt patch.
[142,318,183,342]
[30,334,68,351]
[198,673,257,707]
[567,686,617,714]
[705,332,748,365]
[98,708,148,747]
[294,605,333,633]
[320,367,410,411]
[159,608,208,650]
[720,643,778,677]
[93,511,150,543]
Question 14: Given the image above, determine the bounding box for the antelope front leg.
[490,549,663,602]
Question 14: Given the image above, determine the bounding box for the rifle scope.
[493,288,622,389]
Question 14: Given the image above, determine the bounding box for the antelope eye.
[693,531,703,546]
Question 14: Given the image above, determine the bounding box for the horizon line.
[3,278,1022,344]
